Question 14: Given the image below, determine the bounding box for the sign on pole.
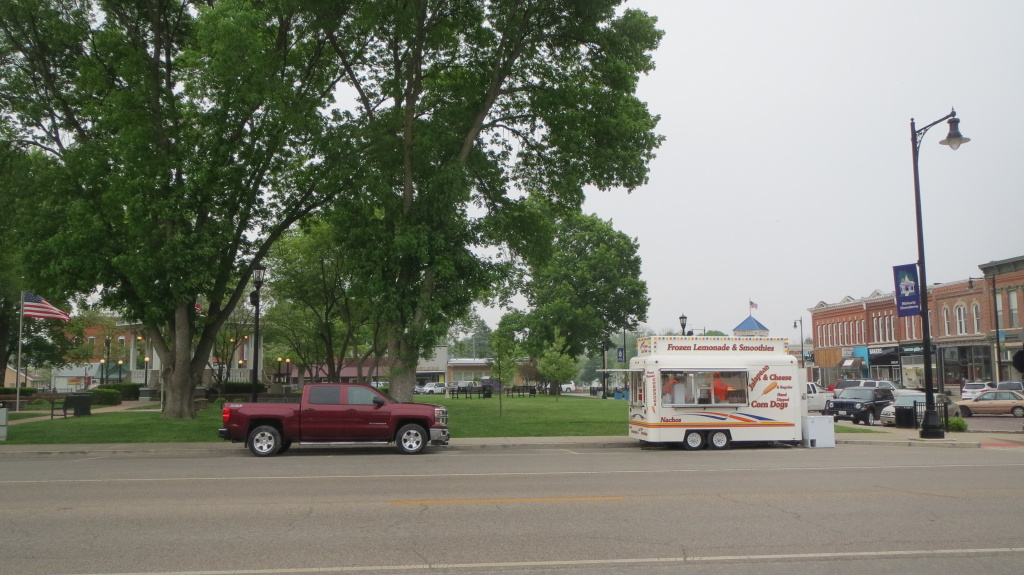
[893,263,921,317]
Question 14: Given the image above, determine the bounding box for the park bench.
[505,386,537,398]
[51,394,92,419]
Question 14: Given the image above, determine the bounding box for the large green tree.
[0,1,353,416]
[262,222,384,382]
[503,208,649,361]
[319,0,663,400]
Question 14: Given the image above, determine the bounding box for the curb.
[5,435,1024,457]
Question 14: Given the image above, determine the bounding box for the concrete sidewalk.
[2,400,1023,455]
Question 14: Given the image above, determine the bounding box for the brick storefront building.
[810,255,1024,393]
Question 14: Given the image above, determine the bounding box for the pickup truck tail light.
[222,407,231,425]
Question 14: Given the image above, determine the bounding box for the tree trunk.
[162,305,199,418]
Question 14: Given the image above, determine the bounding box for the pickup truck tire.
[683,430,705,450]
[396,423,427,454]
[248,425,283,457]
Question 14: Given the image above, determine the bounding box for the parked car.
[880,393,960,426]
[416,382,447,394]
[804,382,834,413]
[822,387,895,425]
[833,379,906,396]
[961,381,996,400]
[561,382,578,392]
[995,381,1024,393]
[958,390,1024,417]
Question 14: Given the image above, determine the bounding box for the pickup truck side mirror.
[373,396,386,407]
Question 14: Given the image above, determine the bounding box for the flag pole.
[16,291,25,412]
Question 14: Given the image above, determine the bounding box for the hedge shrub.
[88,387,123,405]
[216,382,266,395]
[0,387,37,396]
[96,383,143,400]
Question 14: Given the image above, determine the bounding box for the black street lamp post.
[678,313,687,334]
[117,359,124,383]
[99,358,106,387]
[910,108,970,440]
[250,264,267,402]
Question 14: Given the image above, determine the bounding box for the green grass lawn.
[3,409,225,444]
[2,394,869,444]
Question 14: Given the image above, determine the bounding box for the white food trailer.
[625,336,805,450]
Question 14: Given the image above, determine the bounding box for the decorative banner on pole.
[894,263,921,317]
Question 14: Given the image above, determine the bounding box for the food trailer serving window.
[660,370,748,407]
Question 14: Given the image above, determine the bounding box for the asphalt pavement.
[2,400,1023,456]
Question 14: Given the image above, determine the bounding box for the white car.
[961,381,995,401]
[880,393,960,426]
[417,382,447,394]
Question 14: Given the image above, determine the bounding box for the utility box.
[801,415,835,448]
[0,408,8,441]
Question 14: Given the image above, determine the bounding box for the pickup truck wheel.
[682,430,705,450]
[396,424,427,454]
[248,425,282,457]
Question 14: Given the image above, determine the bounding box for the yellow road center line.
[390,496,622,505]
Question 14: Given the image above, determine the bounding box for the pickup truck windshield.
[836,388,874,400]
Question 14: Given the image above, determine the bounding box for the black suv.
[823,387,894,426]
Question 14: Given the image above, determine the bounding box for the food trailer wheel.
[683,430,705,450]
[708,430,731,450]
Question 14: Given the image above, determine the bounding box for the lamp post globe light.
[910,108,969,440]
[250,264,267,402]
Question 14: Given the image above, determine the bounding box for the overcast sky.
[571,0,1024,340]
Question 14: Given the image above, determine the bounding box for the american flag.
[23,292,71,321]
[749,300,758,310]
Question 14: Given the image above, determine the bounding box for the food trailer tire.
[683,430,705,450]
[708,430,731,450]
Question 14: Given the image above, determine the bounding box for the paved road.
[2,443,1024,575]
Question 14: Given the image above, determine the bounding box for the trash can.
[70,394,92,417]
[482,386,493,399]
[894,405,915,428]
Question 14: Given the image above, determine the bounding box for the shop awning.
[837,357,865,369]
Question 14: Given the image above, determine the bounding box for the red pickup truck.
[218,383,450,457]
